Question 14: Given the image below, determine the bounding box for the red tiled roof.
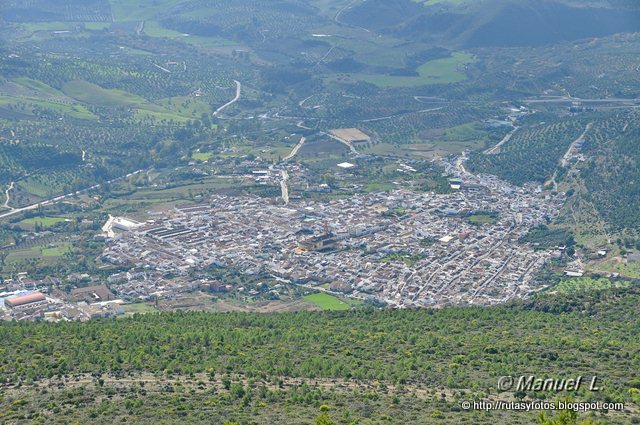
[6,293,46,307]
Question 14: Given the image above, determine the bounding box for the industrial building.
[70,285,116,304]
[112,217,143,232]
[5,292,47,310]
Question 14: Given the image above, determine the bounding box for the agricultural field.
[593,258,640,280]
[62,80,147,107]
[12,77,65,97]
[143,21,234,48]
[330,52,475,87]
[17,216,69,230]
[109,0,186,22]
[0,94,97,121]
[469,118,589,185]
[4,241,71,265]
[121,303,160,317]
[191,151,214,162]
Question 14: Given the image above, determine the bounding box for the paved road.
[298,95,314,108]
[334,0,371,33]
[213,80,241,117]
[360,107,443,123]
[561,122,593,167]
[283,137,307,161]
[455,154,470,176]
[296,120,312,130]
[2,182,14,210]
[484,125,519,155]
[546,122,593,190]
[280,170,289,205]
[523,96,640,104]
[321,131,358,155]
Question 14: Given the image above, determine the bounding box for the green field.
[134,108,194,124]
[5,242,71,264]
[121,303,159,317]
[468,214,496,225]
[442,122,488,141]
[0,94,97,120]
[42,243,71,257]
[134,96,214,124]
[159,96,212,116]
[365,139,484,159]
[303,293,350,310]
[18,216,69,229]
[143,21,234,48]
[13,77,65,97]
[62,80,146,107]
[21,22,70,32]
[340,52,475,87]
[192,151,214,161]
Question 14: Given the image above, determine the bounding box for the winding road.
[3,182,14,210]
[213,80,241,117]
[334,0,371,33]
[321,131,359,155]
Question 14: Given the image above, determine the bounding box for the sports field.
[303,293,350,310]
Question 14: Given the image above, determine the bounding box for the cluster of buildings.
[0,276,124,321]
[98,159,564,307]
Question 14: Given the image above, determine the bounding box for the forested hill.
[1,287,639,424]
[341,0,640,48]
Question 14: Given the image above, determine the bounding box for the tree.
[316,412,334,425]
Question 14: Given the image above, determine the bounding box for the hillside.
[1,287,639,424]
[341,0,640,47]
